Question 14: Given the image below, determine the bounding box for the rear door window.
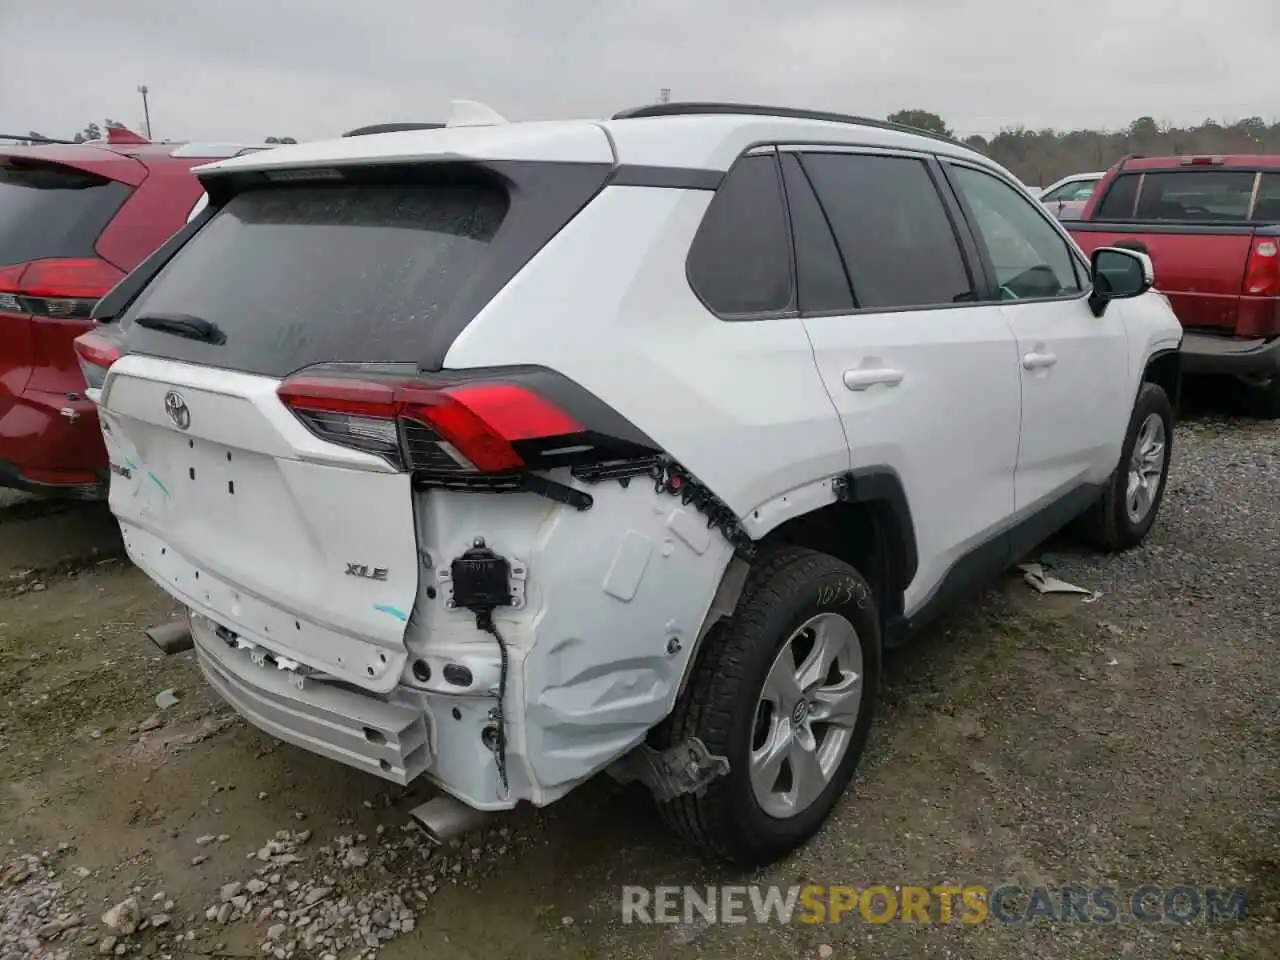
[779,153,853,315]
[119,179,509,376]
[0,160,131,266]
[799,152,974,310]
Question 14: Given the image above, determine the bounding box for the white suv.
[74,103,1183,866]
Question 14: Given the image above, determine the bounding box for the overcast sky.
[2,0,1278,144]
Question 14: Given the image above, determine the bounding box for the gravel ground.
[1,414,1277,960]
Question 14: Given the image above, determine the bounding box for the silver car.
[1039,171,1104,220]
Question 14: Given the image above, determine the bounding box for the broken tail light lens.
[0,257,125,319]
[277,375,583,474]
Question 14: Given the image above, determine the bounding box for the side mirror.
[1089,246,1154,317]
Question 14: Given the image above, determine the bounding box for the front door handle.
[843,367,905,391]
[1022,351,1058,370]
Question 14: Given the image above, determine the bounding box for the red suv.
[0,128,264,497]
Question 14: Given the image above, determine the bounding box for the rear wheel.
[653,547,881,865]
[1081,381,1174,551]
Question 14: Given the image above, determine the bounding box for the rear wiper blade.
[134,312,225,345]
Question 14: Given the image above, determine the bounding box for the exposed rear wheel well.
[1143,350,1181,416]
[759,500,910,625]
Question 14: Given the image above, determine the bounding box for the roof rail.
[611,101,968,148]
[0,132,79,145]
[1116,154,1146,171]
[170,142,275,159]
[342,122,445,137]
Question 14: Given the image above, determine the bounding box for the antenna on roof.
[446,100,508,128]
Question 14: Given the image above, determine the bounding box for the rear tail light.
[72,331,123,390]
[277,375,584,474]
[1243,238,1280,296]
[0,257,125,319]
[0,264,24,313]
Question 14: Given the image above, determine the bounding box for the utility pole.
[137,85,152,139]
[659,88,671,104]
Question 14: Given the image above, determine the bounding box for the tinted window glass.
[0,160,131,266]
[1134,170,1255,221]
[950,165,1082,299]
[800,153,972,310]
[687,154,793,316]
[780,153,852,314]
[1253,173,1280,221]
[1095,174,1140,219]
[120,180,508,376]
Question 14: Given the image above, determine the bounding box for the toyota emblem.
[164,390,191,431]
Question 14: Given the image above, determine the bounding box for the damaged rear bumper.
[191,613,434,785]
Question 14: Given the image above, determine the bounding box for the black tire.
[652,546,881,865]
[1081,381,1174,551]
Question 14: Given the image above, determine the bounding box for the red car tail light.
[0,257,125,319]
[0,264,24,313]
[277,375,584,474]
[72,330,123,390]
[1243,238,1280,296]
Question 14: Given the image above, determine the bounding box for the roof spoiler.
[446,100,508,128]
[106,125,149,145]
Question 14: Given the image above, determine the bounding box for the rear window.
[1096,170,1258,221]
[1253,173,1280,221]
[0,160,131,266]
[119,180,509,376]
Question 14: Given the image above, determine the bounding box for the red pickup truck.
[1067,154,1280,416]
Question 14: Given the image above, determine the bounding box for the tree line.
[12,108,1278,184]
[887,109,1280,185]
[4,122,296,145]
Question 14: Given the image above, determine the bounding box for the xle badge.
[346,563,389,581]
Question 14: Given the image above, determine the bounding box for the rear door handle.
[843,367,905,391]
[1022,351,1058,370]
